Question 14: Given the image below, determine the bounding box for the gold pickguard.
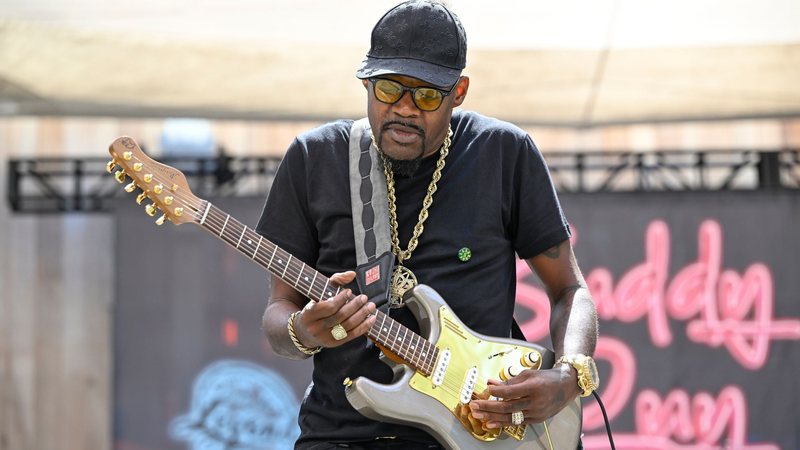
[408,306,543,442]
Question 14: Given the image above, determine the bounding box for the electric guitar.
[107,136,582,449]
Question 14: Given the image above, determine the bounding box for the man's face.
[363,74,469,170]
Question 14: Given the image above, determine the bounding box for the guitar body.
[346,284,582,450]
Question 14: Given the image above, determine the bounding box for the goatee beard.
[377,121,426,177]
[382,153,424,177]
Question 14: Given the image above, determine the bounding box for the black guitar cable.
[592,391,616,450]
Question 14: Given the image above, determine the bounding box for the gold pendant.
[390,265,417,307]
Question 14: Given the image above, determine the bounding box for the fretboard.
[196,201,438,375]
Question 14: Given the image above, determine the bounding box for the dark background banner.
[115,191,800,449]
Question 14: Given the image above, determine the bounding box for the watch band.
[556,354,599,397]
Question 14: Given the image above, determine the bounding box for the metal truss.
[546,149,799,193]
[6,155,282,213]
[6,150,799,213]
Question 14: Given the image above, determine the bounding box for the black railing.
[6,150,799,213]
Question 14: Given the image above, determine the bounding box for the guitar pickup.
[460,367,478,404]
[432,348,451,387]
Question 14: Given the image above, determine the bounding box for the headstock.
[107,136,202,226]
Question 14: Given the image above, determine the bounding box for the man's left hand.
[467,365,580,428]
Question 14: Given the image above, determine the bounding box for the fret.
[200,202,212,225]
[220,214,230,236]
[267,245,277,270]
[410,333,420,368]
[389,319,399,353]
[295,262,305,288]
[307,271,317,297]
[235,225,247,249]
[322,279,330,299]
[401,327,409,360]
[252,236,263,260]
[281,254,292,279]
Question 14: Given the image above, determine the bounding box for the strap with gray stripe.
[349,118,393,307]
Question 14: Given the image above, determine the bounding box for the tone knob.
[520,351,541,368]
[499,365,521,382]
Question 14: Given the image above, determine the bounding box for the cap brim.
[356,57,461,89]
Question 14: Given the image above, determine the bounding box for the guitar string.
[123,164,522,412]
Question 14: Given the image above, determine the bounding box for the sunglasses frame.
[369,78,455,112]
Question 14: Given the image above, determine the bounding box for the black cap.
[356,0,467,89]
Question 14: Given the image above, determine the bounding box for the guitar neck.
[196,201,437,375]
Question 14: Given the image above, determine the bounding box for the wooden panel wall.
[0,160,113,450]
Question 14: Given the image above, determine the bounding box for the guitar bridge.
[503,424,526,441]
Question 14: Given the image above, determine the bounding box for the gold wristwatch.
[556,354,600,397]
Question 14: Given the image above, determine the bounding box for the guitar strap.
[510,319,527,341]
[348,118,394,308]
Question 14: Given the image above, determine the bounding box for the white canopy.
[1,0,799,125]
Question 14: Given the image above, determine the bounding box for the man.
[257,1,598,449]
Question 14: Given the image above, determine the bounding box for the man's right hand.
[293,271,377,348]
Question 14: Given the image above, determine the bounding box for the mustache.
[381,121,425,137]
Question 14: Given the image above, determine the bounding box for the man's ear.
[452,76,469,106]
[362,79,369,90]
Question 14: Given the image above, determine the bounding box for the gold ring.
[511,411,524,426]
[331,323,348,341]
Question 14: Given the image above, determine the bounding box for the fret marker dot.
[304,276,309,281]
[247,239,252,245]
[278,259,283,264]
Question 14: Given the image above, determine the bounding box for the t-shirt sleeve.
[255,138,319,266]
[510,134,571,260]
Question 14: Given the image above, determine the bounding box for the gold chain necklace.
[371,126,453,306]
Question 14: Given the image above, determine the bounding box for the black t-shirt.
[256,110,570,446]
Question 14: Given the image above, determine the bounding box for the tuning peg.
[173,207,184,217]
[114,170,126,183]
[106,160,117,173]
[153,184,163,194]
[164,196,174,206]
[133,162,143,172]
[145,203,157,217]
[143,173,153,183]
[123,151,133,161]
[136,192,147,205]
[124,181,137,193]
[155,214,167,226]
